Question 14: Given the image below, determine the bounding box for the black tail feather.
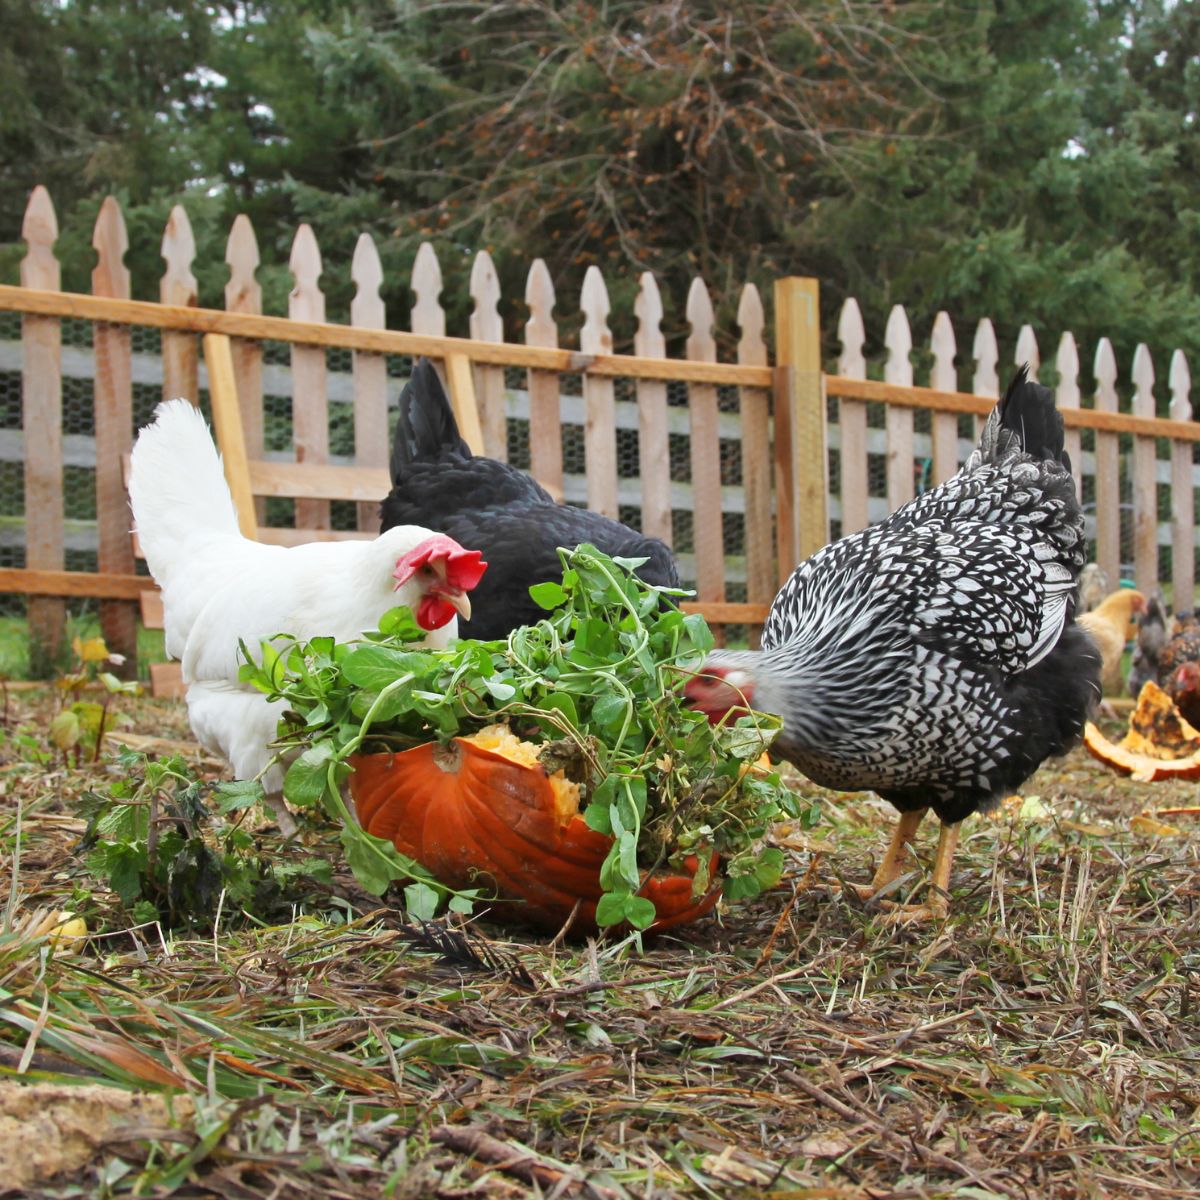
[389,358,471,484]
[998,363,1069,470]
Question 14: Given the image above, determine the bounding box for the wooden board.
[149,661,185,699]
[0,284,775,387]
[525,259,564,501]
[20,186,65,662]
[91,197,138,672]
[203,333,258,537]
[351,234,390,530]
[247,460,392,502]
[0,568,153,601]
[736,284,772,647]
[685,278,725,613]
[634,272,672,546]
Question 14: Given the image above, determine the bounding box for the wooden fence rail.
[1,186,1197,682]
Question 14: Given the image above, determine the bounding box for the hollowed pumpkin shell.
[1084,681,1200,782]
[348,738,721,934]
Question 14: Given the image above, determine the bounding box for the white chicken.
[128,400,487,813]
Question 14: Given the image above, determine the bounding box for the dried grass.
[2,689,1199,1198]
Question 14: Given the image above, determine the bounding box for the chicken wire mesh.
[2,309,1193,671]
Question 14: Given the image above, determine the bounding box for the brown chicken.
[1166,660,1200,729]
[1157,612,1200,678]
[1078,588,1147,694]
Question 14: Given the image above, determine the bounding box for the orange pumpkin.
[1084,681,1200,782]
[348,729,721,934]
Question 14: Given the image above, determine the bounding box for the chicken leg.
[877,820,960,923]
[847,807,927,901]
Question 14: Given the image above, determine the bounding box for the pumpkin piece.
[348,734,721,934]
[1084,681,1200,782]
[459,723,581,824]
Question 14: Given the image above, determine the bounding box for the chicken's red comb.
[393,535,488,589]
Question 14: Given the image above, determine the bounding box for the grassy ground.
[2,688,1199,1199]
[0,614,166,680]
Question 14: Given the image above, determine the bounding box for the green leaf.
[595,891,629,928]
[342,645,423,692]
[282,742,336,808]
[49,709,81,751]
[339,825,424,895]
[623,895,657,930]
[214,779,266,813]
[403,881,441,920]
[529,580,568,610]
[377,606,425,641]
[591,693,627,730]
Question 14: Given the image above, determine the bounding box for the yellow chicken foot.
[876,820,961,923]
[845,808,927,901]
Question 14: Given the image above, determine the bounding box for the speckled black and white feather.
[707,367,1101,824]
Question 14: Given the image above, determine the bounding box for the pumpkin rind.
[348,739,722,933]
[1084,681,1200,782]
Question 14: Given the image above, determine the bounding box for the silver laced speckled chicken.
[687,368,1102,920]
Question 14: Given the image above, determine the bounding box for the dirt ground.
[2,687,1199,1199]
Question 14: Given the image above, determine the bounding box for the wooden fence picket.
[1015,324,1040,381]
[225,214,264,522]
[686,277,724,616]
[1169,350,1194,610]
[289,224,329,530]
[737,282,772,638]
[468,250,507,461]
[160,204,198,404]
[524,259,563,499]
[8,186,1200,657]
[579,267,618,519]
[1093,338,1121,585]
[836,297,868,535]
[972,318,999,443]
[1055,332,1083,500]
[20,186,65,664]
[410,242,446,336]
[634,271,671,545]
[1130,345,1158,594]
[351,233,389,531]
[884,305,914,510]
[91,196,138,672]
[929,311,958,484]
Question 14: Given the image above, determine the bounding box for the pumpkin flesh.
[1084,682,1200,782]
[349,729,721,934]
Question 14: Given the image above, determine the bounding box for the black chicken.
[379,359,679,639]
[687,368,1101,920]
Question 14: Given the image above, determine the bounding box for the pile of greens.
[241,545,809,929]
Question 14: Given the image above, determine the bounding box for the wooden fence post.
[20,186,65,670]
[289,224,329,530]
[1169,350,1194,612]
[91,196,138,676]
[351,233,389,531]
[160,204,198,403]
[929,312,958,484]
[773,276,825,574]
[1055,332,1083,501]
[1130,344,1158,595]
[972,318,999,444]
[579,267,618,520]
[685,277,724,614]
[737,283,773,645]
[469,250,507,461]
[1093,338,1121,585]
[835,297,868,536]
[225,214,264,524]
[883,305,914,510]
[525,259,563,500]
[634,271,671,545]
